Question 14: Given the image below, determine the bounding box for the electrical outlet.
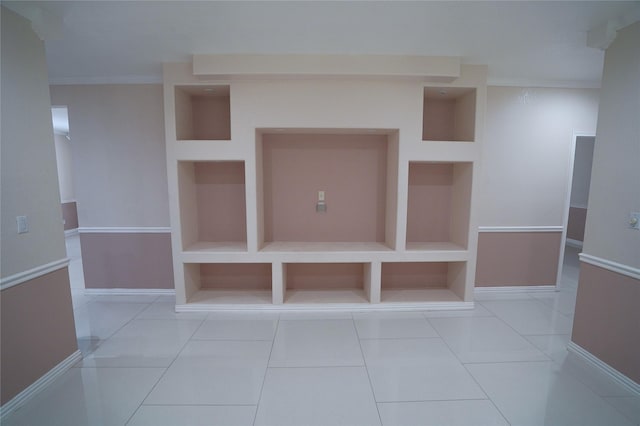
[17,216,28,234]
[318,190,325,202]
[630,212,640,230]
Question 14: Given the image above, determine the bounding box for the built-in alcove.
[184,263,272,305]
[406,162,472,251]
[175,85,231,140]
[283,262,371,304]
[178,161,247,252]
[381,261,467,302]
[257,129,399,251]
[423,87,476,142]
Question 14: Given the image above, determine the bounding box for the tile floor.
[4,245,640,425]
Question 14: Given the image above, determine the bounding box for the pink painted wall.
[286,263,364,289]
[406,163,453,243]
[195,162,247,242]
[572,263,640,383]
[382,262,449,288]
[62,201,78,230]
[475,232,561,286]
[567,206,587,241]
[80,233,174,289]
[263,134,388,243]
[1,269,78,404]
[423,97,455,141]
[200,263,271,290]
[192,95,231,140]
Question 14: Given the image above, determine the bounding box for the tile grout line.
[353,315,385,426]
[123,314,207,426]
[251,313,281,426]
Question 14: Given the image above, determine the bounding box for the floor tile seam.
[460,359,513,426]
[353,316,384,426]
[130,315,207,425]
[189,337,276,342]
[599,395,640,425]
[80,301,153,343]
[358,336,443,341]
[252,317,280,426]
[376,397,492,404]
[140,403,258,407]
[266,364,367,369]
[559,356,639,399]
[460,358,554,366]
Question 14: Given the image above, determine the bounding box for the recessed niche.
[423,87,476,142]
[284,263,370,304]
[178,161,247,251]
[175,85,231,140]
[381,261,467,302]
[183,263,272,305]
[258,130,399,250]
[406,162,472,250]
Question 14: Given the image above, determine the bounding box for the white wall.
[479,87,599,226]
[583,22,640,268]
[570,136,594,208]
[54,133,76,203]
[49,85,169,227]
[1,7,66,277]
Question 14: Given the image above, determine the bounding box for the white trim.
[0,258,70,291]
[60,199,77,204]
[579,253,640,280]
[176,301,475,312]
[64,229,79,237]
[487,77,601,89]
[0,350,82,421]
[567,342,640,396]
[569,204,588,210]
[78,227,171,234]
[49,75,162,85]
[84,288,176,296]
[474,285,556,294]
[565,238,584,249]
[478,226,563,233]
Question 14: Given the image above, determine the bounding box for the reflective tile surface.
[4,244,639,426]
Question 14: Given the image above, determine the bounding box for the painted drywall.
[54,134,76,203]
[479,86,599,227]
[262,133,388,243]
[572,22,640,384]
[570,136,595,209]
[581,23,640,268]
[49,84,169,227]
[1,8,67,278]
[0,7,77,404]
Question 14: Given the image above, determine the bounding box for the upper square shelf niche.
[175,85,231,141]
[423,87,476,142]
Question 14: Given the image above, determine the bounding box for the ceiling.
[5,1,640,87]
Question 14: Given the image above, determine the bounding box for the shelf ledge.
[261,241,393,253]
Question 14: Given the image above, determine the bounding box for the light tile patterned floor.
[4,245,639,425]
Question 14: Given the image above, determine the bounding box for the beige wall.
[49,84,169,227]
[1,8,67,278]
[480,86,599,227]
[0,7,77,405]
[54,133,75,203]
[572,22,640,383]
[581,23,640,269]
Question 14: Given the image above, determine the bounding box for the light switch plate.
[17,216,28,234]
[630,212,640,230]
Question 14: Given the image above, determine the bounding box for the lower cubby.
[183,263,272,305]
[380,261,467,303]
[282,263,371,304]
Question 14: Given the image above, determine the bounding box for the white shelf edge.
[176,301,474,312]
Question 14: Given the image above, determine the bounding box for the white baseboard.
[474,285,556,294]
[0,350,82,421]
[565,238,583,249]
[64,228,79,237]
[567,342,640,396]
[84,288,175,296]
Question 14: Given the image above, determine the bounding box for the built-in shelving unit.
[164,56,485,311]
[423,87,476,142]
